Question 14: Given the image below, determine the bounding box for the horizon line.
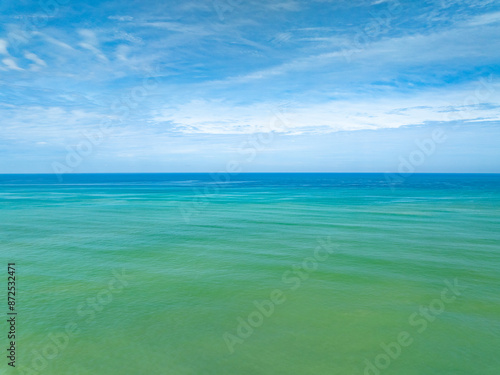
[1,172,499,175]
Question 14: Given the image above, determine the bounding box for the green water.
[1,174,499,374]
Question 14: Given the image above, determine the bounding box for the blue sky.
[1,0,499,173]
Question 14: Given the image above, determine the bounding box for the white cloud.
[150,79,500,135]
[466,11,500,26]
[115,45,130,61]
[2,106,117,143]
[207,10,500,88]
[108,15,134,21]
[79,43,108,62]
[2,58,23,71]
[113,30,142,44]
[0,39,8,55]
[137,21,213,35]
[78,29,99,44]
[270,32,292,45]
[24,52,47,67]
[34,32,75,50]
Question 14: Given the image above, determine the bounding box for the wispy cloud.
[466,10,500,26]
[149,78,500,135]
[2,57,23,71]
[1,0,499,172]
[24,52,47,69]
[265,1,302,11]
[108,15,134,21]
[76,29,109,62]
[0,39,9,55]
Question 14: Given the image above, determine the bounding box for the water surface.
[1,173,499,374]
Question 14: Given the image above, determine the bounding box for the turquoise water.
[1,174,499,375]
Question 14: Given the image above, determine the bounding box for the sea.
[0,173,499,375]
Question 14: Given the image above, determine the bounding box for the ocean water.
[1,173,499,375]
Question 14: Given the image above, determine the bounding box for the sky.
[0,0,499,173]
